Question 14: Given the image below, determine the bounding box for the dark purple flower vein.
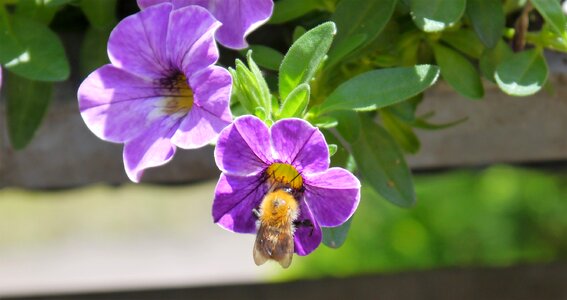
[214,174,268,223]
[290,128,317,166]
[139,10,170,76]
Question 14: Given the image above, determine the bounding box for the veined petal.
[137,0,168,9]
[213,173,268,233]
[108,3,172,79]
[78,65,163,143]
[171,106,229,149]
[215,116,272,176]
[172,66,232,148]
[123,120,178,183]
[211,0,274,49]
[167,5,220,77]
[303,168,361,227]
[137,0,273,50]
[271,118,329,174]
[190,65,232,120]
[294,200,323,256]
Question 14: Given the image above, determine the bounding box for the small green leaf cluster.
[232,0,567,248]
[1,0,116,149]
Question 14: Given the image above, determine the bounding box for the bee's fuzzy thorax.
[258,189,299,227]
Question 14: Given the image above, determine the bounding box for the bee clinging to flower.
[213,116,361,268]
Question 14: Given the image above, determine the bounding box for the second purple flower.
[213,116,361,265]
[78,3,232,182]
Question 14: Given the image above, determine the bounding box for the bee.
[253,186,299,268]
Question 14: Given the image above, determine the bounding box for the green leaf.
[269,0,323,24]
[292,26,306,42]
[466,0,505,48]
[229,56,271,115]
[328,144,338,157]
[311,115,338,128]
[80,27,111,77]
[322,217,353,248]
[79,0,118,30]
[495,49,548,96]
[410,0,466,32]
[531,0,567,39]
[385,95,423,123]
[6,72,53,149]
[333,110,361,143]
[329,0,397,63]
[322,129,351,168]
[279,21,336,100]
[278,83,310,119]
[412,116,468,130]
[441,29,485,59]
[432,43,484,99]
[245,45,284,71]
[246,51,272,113]
[45,0,75,6]
[318,65,440,114]
[0,16,70,81]
[381,111,420,154]
[325,33,367,69]
[479,40,513,82]
[352,114,415,207]
[15,0,60,24]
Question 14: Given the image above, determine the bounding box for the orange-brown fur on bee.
[253,188,299,268]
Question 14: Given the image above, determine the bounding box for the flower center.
[266,163,303,190]
[160,73,194,115]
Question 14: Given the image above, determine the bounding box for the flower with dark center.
[213,115,361,255]
[78,3,232,182]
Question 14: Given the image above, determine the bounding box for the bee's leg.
[294,219,314,237]
[252,208,261,218]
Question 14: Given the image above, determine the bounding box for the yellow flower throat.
[266,163,303,190]
[162,74,194,115]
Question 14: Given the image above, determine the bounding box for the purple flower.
[137,0,274,49]
[212,116,361,255]
[78,3,232,182]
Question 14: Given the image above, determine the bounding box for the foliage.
[281,166,567,277]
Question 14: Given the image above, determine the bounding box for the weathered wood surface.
[1,52,566,188]
[7,263,567,300]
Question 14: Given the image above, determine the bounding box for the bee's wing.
[277,246,293,268]
[274,231,294,269]
[253,226,270,266]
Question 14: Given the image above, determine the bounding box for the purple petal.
[137,0,168,9]
[171,106,229,149]
[167,5,221,76]
[137,0,274,50]
[123,120,178,182]
[271,118,329,174]
[191,65,232,120]
[303,168,361,227]
[171,66,232,148]
[208,0,274,49]
[108,3,172,79]
[294,200,322,256]
[78,65,164,143]
[215,116,272,176]
[213,173,268,233]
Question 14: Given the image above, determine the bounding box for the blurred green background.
[284,165,567,279]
